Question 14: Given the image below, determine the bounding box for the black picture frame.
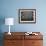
[19,9,36,24]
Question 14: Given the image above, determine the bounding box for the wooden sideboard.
[4,32,43,46]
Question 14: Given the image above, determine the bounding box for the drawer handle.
[32,42,35,44]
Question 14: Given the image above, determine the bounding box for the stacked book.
[25,32,38,35]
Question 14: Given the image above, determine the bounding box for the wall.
[0,0,46,46]
[0,0,46,32]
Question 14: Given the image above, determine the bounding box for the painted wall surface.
[0,0,46,32]
[0,0,46,46]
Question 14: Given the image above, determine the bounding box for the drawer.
[4,40,24,46]
[4,40,16,46]
[24,40,43,46]
[32,40,43,46]
[25,35,43,40]
[4,35,24,40]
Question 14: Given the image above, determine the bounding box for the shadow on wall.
[0,16,5,46]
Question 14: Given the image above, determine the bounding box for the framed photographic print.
[19,9,36,23]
